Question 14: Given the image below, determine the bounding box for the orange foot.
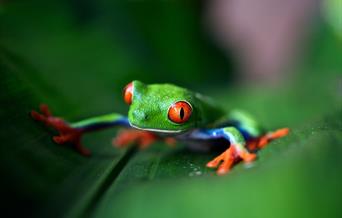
[31,104,91,156]
[247,128,289,152]
[164,137,177,147]
[113,129,158,149]
[113,129,177,149]
[206,145,256,175]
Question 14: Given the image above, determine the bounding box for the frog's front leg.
[113,130,176,149]
[113,129,158,149]
[31,104,130,156]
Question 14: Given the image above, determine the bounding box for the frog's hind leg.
[247,128,289,151]
[227,110,289,151]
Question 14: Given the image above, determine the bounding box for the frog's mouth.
[129,122,185,134]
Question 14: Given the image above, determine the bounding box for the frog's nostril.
[144,114,149,120]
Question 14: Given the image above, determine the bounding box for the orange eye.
[168,101,192,124]
[123,82,133,105]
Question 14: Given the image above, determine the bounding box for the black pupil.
[180,107,184,120]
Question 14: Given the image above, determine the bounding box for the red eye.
[123,82,133,105]
[168,101,192,124]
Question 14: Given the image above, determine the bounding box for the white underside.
[129,122,185,134]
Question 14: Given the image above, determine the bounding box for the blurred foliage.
[0,1,341,218]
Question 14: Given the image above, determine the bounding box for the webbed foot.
[206,145,256,175]
[247,128,289,151]
[164,137,177,147]
[31,104,91,156]
[113,129,158,149]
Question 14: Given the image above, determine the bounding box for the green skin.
[70,80,264,154]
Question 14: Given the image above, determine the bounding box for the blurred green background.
[0,0,341,218]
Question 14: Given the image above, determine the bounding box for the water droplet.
[195,171,202,176]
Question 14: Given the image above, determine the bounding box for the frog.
[31,80,289,175]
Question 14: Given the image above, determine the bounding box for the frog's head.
[123,80,199,133]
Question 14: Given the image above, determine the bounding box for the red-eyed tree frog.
[31,81,289,175]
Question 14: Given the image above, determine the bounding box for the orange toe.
[53,135,66,144]
[240,152,256,163]
[268,128,289,140]
[256,128,290,149]
[206,147,236,175]
[257,137,269,149]
[40,104,52,117]
[206,159,221,168]
[31,110,45,122]
[216,158,234,175]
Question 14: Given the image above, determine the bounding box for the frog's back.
[193,92,226,128]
